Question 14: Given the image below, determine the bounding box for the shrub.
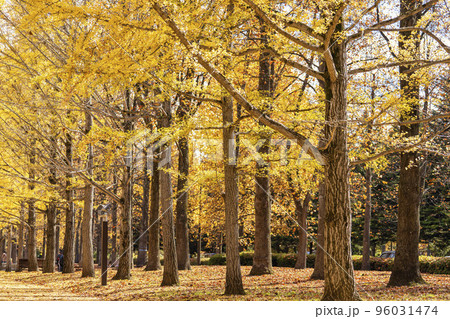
[208,254,226,265]
[352,255,449,274]
[306,254,316,268]
[207,252,449,274]
[274,253,297,267]
[419,256,450,275]
[239,252,254,266]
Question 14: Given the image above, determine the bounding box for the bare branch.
[152,3,325,165]
[349,58,450,74]
[241,0,323,53]
[347,0,439,42]
[351,124,449,166]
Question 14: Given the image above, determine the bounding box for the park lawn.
[3,266,449,301]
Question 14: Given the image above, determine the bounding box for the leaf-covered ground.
[1,266,449,301]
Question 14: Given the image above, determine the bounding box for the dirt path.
[0,272,98,301]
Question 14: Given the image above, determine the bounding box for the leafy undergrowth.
[2,266,449,301]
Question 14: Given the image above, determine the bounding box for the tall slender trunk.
[63,134,75,273]
[55,224,60,259]
[82,111,95,277]
[321,23,359,300]
[27,200,38,271]
[250,18,273,276]
[223,95,245,295]
[5,225,12,272]
[137,149,150,267]
[362,79,375,271]
[111,187,118,266]
[43,137,58,274]
[95,216,100,266]
[388,0,424,287]
[311,173,325,280]
[113,91,135,280]
[362,167,372,270]
[294,193,311,269]
[160,100,179,286]
[113,168,133,279]
[176,134,191,270]
[175,88,192,271]
[16,204,25,272]
[145,147,161,271]
[42,222,46,260]
[27,144,38,271]
[43,204,57,273]
[75,217,80,264]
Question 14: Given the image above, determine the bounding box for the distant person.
[1,251,6,266]
[56,250,64,271]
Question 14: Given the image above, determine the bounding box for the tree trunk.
[145,148,162,271]
[111,200,118,266]
[95,216,100,266]
[82,112,95,277]
[113,168,133,280]
[175,93,192,271]
[388,0,424,287]
[137,149,150,267]
[63,149,75,273]
[43,204,57,273]
[197,222,201,266]
[113,90,136,279]
[55,224,60,260]
[5,225,12,272]
[42,222,46,260]
[295,193,311,269]
[75,216,81,264]
[321,27,359,300]
[362,167,372,271]
[311,181,325,279]
[27,200,38,271]
[160,100,179,286]
[27,143,38,271]
[250,19,273,276]
[11,243,17,266]
[63,131,75,273]
[16,205,25,272]
[176,135,191,270]
[223,95,245,295]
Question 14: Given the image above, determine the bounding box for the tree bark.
[82,112,95,277]
[388,0,425,287]
[321,24,359,300]
[156,101,179,286]
[63,132,75,273]
[5,225,12,272]
[295,193,311,269]
[27,144,38,271]
[43,204,57,273]
[27,200,38,271]
[362,167,372,271]
[311,174,325,279]
[113,92,135,280]
[113,168,133,280]
[223,95,245,295]
[145,147,162,271]
[175,92,192,271]
[111,199,118,266]
[136,149,150,267]
[16,205,25,272]
[160,100,179,286]
[250,19,273,276]
[75,219,80,264]
[176,135,191,270]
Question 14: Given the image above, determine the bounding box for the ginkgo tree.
[0,0,448,303]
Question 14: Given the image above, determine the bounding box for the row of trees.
[0,0,448,300]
